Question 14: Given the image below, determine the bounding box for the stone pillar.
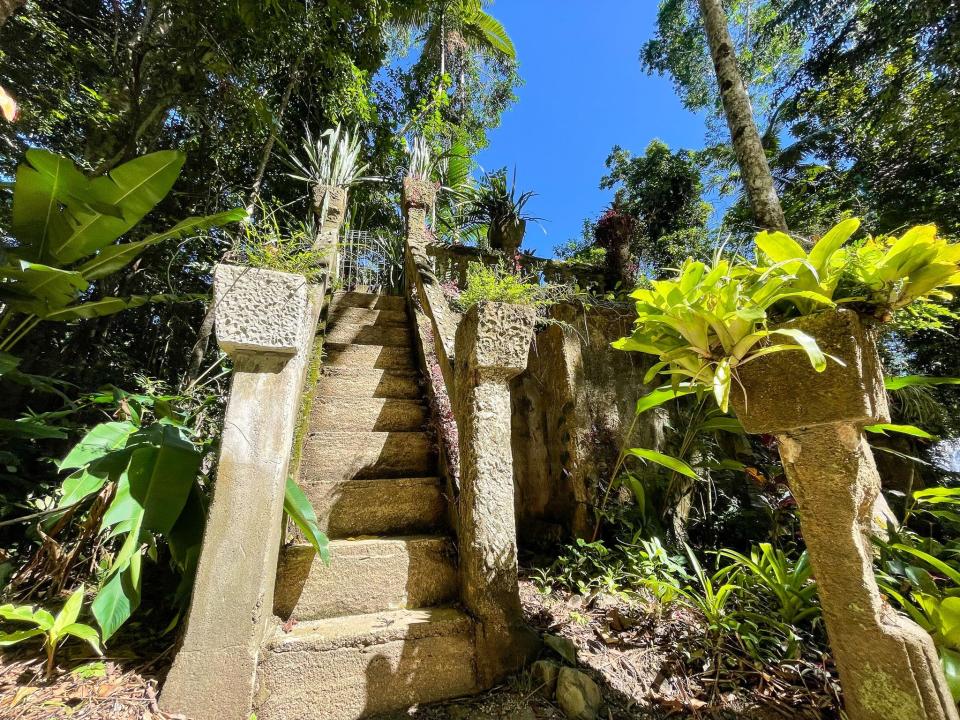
[454,302,540,686]
[732,309,958,720]
[160,265,322,720]
[311,183,348,278]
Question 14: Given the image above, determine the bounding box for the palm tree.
[394,0,516,121]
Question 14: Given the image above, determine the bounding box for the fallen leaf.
[10,686,38,707]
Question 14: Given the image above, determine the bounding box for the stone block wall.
[510,302,660,542]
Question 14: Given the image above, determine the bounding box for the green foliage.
[0,586,102,678]
[600,140,711,273]
[234,204,326,283]
[718,544,819,626]
[286,124,377,188]
[614,219,960,413]
[284,477,330,564]
[876,487,960,701]
[460,169,540,253]
[455,263,552,311]
[0,149,244,350]
[613,256,833,412]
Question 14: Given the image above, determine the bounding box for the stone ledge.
[213,264,311,357]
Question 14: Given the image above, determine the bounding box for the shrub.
[455,262,553,311]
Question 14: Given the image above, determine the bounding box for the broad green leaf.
[77,208,246,281]
[0,418,68,439]
[635,384,696,415]
[0,352,21,377]
[808,218,860,274]
[11,151,82,263]
[771,328,828,371]
[53,586,85,634]
[940,647,960,702]
[51,151,186,264]
[92,555,141,641]
[60,623,102,655]
[0,604,53,630]
[892,544,960,587]
[59,469,110,508]
[0,628,45,646]
[284,477,329,564]
[865,423,936,440]
[755,230,807,264]
[698,416,744,433]
[60,422,136,471]
[627,448,698,478]
[0,260,88,308]
[127,426,201,535]
[885,376,960,391]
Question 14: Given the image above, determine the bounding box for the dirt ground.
[0,578,840,720]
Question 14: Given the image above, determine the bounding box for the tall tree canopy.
[600,140,711,273]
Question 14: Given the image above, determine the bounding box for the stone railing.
[427,242,606,293]
[732,309,958,720]
[160,183,345,720]
[402,177,540,686]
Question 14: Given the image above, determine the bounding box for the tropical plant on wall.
[614,219,960,413]
[286,124,377,189]
[0,150,244,352]
[460,168,540,257]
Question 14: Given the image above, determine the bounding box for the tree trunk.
[0,0,25,27]
[697,0,787,232]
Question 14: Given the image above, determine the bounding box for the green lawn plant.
[0,586,102,678]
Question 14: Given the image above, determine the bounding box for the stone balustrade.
[732,309,958,720]
[159,265,323,720]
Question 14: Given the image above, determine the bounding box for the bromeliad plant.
[286,124,376,189]
[460,168,540,256]
[614,219,960,413]
[0,150,244,351]
[612,255,835,413]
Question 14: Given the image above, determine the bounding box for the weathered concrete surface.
[315,366,421,399]
[255,608,478,720]
[212,264,311,356]
[302,476,445,538]
[274,537,457,620]
[454,302,541,685]
[328,306,408,328]
[304,477,447,538]
[311,396,427,432]
[0,0,25,27]
[312,184,348,271]
[333,291,406,311]
[323,342,415,370]
[299,430,435,485]
[731,309,888,434]
[325,322,412,347]
[512,303,657,540]
[735,310,956,720]
[160,269,322,720]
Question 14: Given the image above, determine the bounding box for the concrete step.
[332,292,406,312]
[323,343,415,370]
[303,476,446,538]
[311,397,427,432]
[325,323,410,347]
[256,608,478,720]
[316,367,421,400]
[328,306,408,328]
[274,536,457,620]
[300,431,435,485]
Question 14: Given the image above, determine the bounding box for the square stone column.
[732,309,958,720]
[311,183,348,277]
[453,302,541,686]
[160,265,322,720]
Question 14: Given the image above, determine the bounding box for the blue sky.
[474,1,714,257]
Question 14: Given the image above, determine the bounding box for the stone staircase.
[255,292,479,720]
